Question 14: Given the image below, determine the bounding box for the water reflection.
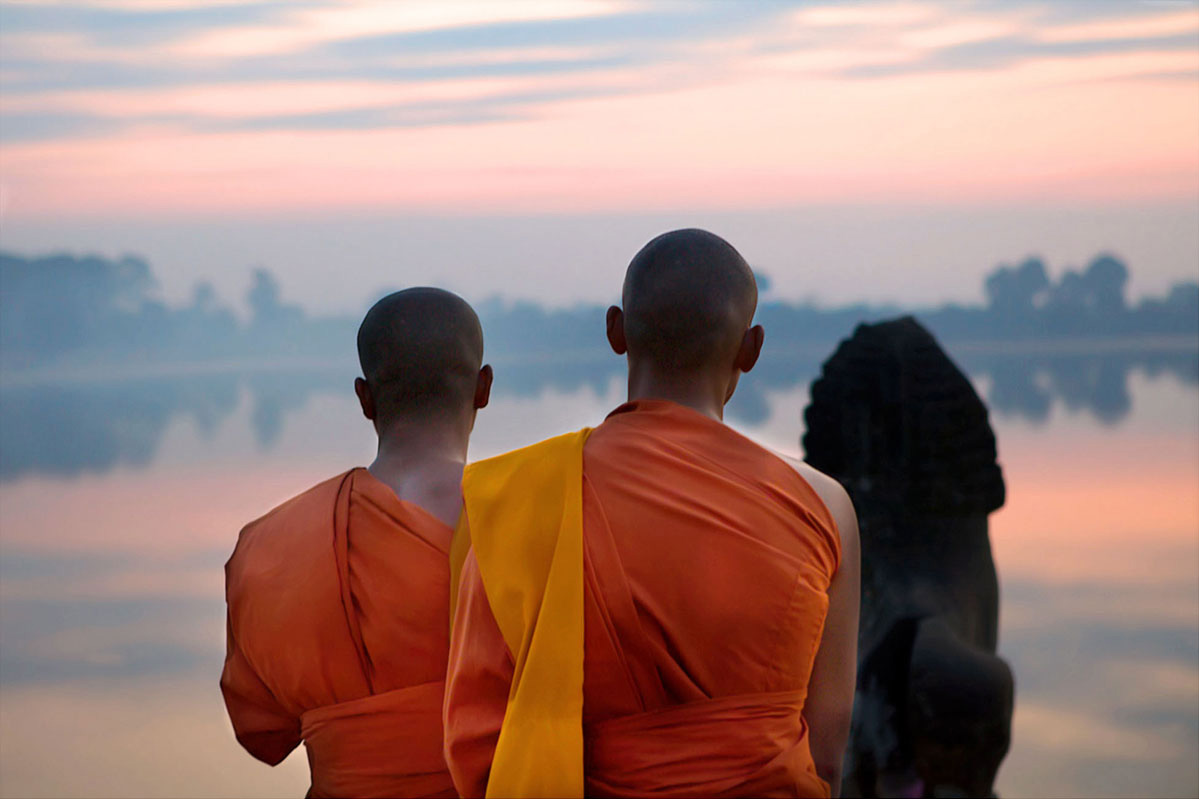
[0,369,1195,798]
[0,375,240,479]
[977,349,1198,425]
[1,341,1194,481]
[244,372,344,449]
[3,254,1196,796]
[997,576,1199,798]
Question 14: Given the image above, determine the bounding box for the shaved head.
[356,287,483,422]
[621,229,758,372]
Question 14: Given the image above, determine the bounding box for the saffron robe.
[221,468,456,798]
[444,400,842,798]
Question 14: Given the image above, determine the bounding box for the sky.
[1,0,1197,312]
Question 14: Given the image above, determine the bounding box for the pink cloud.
[1,4,1196,218]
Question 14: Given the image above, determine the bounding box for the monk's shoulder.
[773,453,857,541]
[779,456,849,512]
[228,470,352,577]
[239,470,350,537]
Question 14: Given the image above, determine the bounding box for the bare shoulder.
[772,451,852,516]
[772,451,859,551]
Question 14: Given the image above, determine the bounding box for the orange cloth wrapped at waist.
[584,690,829,799]
[301,680,455,799]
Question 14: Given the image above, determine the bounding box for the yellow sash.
[458,429,592,798]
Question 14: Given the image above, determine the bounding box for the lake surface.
[1,341,1196,798]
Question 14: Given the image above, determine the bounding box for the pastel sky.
[1,0,1197,310]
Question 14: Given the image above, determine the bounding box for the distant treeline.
[0,250,1196,372]
[1,250,1196,480]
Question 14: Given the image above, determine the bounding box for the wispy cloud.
[162,0,632,59]
[838,30,1199,79]
[0,0,1195,215]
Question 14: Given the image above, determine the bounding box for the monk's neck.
[626,367,727,421]
[372,416,469,470]
[367,416,470,526]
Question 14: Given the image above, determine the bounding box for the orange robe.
[221,467,456,798]
[445,400,841,798]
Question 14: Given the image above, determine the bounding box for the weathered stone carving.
[803,316,1013,798]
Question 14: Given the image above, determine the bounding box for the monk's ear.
[354,377,376,421]
[734,325,764,374]
[606,306,627,355]
[474,364,493,410]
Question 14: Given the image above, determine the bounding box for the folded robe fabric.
[445,400,841,798]
[221,468,456,798]
[456,428,593,798]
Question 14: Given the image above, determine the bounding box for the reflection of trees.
[982,359,1051,423]
[245,371,345,449]
[0,375,239,479]
[3,344,1192,481]
[726,347,825,426]
[957,349,1195,427]
[1090,361,1132,425]
[1044,357,1130,426]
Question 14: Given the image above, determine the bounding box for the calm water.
[1,344,1196,798]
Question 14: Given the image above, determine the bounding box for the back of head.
[357,287,483,423]
[622,229,757,372]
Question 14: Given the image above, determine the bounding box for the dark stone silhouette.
[803,316,1013,799]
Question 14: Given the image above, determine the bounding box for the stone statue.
[803,316,1013,798]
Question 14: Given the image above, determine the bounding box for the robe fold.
[445,399,841,798]
[222,467,457,798]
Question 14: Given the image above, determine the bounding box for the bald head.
[356,287,483,422]
[621,229,758,372]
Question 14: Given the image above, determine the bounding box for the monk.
[444,229,860,798]
[221,288,492,798]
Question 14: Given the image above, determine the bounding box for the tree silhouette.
[984,257,1048,314]
[1084,254,1128,315]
